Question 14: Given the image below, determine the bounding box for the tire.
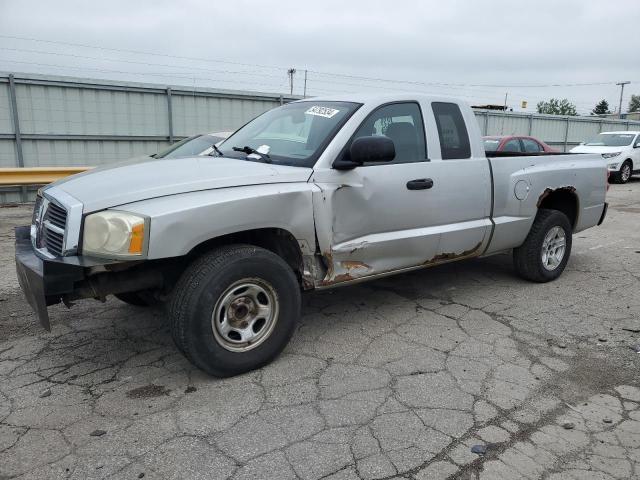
[611,160,632,184]
[167,245,301,377]
[115,291,158,306]
[513,209,572,283]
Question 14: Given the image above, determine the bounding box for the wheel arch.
[188,227,306,285]
[536,187,579,231]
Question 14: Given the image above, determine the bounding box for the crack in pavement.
[1,182,640,480]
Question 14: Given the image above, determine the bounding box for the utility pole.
[287,68,296,95]
[303,69,308,98]
[500,92,508,134]
[616,81,630,119]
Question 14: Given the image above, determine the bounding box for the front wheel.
[167,245,301,377]
[611,160,632,184]
[513,209,572,283]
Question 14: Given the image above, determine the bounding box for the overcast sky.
[1,0,639,114]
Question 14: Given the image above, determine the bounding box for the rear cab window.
[432,102,471,159]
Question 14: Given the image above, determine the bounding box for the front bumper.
[15,225,85,330]
[16,226,164,330]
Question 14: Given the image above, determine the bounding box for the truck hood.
[46,156,313,212]
[570,145,629,154]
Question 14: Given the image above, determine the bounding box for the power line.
[0,59,291,91]
[0,47,286,79]
[0,35,632,112]
[2,34,636,90]
[0,34,284,71]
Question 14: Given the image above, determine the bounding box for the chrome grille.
[32,195,43,225]
[33,197,68,257]
[44,228,64,256]
[45,202,67,230]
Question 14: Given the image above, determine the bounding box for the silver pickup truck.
[15,94,608,376]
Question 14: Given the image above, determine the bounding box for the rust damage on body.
[318,253,372,286]
[423,241,483,267]
[317,241,484,287]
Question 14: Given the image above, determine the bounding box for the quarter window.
[352,102,427,164]
[432,102,471,159]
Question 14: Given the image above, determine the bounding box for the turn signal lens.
[129,223,145,254]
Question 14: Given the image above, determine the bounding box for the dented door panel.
[312,163,441,284]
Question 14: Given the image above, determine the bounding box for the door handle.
[406,178,434,190]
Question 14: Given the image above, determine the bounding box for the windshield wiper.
[232,145,271,163]
[208,144,224,157]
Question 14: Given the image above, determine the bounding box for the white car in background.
[154,131,233,159]
[570,131,640,184]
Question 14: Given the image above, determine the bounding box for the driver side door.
[312,102,441,284]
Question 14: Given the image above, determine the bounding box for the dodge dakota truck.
[15,94,608,376]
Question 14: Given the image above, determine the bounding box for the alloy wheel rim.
[212,278,279,352]
[541,226,566,271]
[622,164,631,182]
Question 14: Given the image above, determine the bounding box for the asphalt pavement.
[1,180,639,480]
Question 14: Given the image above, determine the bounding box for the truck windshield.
[585,133,636,147]
[155,134,226,159]
[218,101,360,167]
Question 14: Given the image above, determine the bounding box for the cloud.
[1,0,638,113]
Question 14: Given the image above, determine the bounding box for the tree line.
[535,94,640,116]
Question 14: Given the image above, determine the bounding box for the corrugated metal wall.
[2,72,640,204]
[475,110,640,152]
[0,72,297,202]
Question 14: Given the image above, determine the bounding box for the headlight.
[83,211,147,258]
[602,152,621,158]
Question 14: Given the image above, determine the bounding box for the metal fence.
[0,72,299,202]
[2,71,640,203]
[474,109,640,152]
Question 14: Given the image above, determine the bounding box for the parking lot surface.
[1,181,639,480]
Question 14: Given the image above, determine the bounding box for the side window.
[502,139,522,153]
[432,102,471,159]
[352,102,427,164]
[521,138,542,153]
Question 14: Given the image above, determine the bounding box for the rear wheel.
[513,209,572,282]
[167,245,300,377]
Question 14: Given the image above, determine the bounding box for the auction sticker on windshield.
[305,106,340,118]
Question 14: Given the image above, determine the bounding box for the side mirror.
[334,136,395,169]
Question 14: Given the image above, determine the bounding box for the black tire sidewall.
[619,161,632,184]
[532,212,573,281]
[182,250,300,376]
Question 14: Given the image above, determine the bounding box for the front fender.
[118,183,319,259]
